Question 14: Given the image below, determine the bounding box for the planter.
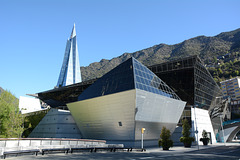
[200,138,209,145]
[162,147,170,150]
[184,142,192,148]
[180,136,194,148]
[200,130,209,146]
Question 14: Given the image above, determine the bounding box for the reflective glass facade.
[133,58,180,100]
[57,24,82,87]
[38,79,97,108]
[148,55,223,111]
[78,58,135,101]
[78,57,181,101]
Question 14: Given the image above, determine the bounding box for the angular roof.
[78,57,180,101]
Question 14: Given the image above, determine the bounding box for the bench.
[69,147,139,153]
[41,148,70,155]
[2,149,39,159]
[1,147,146,158]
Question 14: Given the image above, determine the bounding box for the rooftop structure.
[38,55,224,118]
[38,78,97,108]
[56,24,82,87]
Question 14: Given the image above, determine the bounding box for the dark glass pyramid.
[78,57,180,101]
[132,58,180,100]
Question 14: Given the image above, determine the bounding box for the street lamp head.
[141,128,145,134]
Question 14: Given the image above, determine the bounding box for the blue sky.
[0,0,240,98]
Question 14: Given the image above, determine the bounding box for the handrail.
[222,119,240,126]
[0,138,106,143]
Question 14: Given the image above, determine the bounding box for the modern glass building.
[148,55,224,133]
[67,57,186,146]
[36,55,224,146]
[148,55,222,110]
[57,24,82,87]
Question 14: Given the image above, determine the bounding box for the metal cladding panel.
[135,89,186,140]
[67,90,136,141]
[135,89,186,123]
[135,121,177,140]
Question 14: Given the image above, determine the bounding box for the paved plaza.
[4,143,240,160]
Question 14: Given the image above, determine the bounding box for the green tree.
[0,90,24,138]
[22,110,48,138]
[234,70,239,76]
[213,57,217,64]
[218,68,223,75]
[233,58,238,63]
[182,119,191,137]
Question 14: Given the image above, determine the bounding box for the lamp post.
[141,128,145,149]
[193,105,199,150]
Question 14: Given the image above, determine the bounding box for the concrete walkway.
[3,142,240,160]
[147,142,240,153]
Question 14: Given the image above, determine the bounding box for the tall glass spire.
[57,24,82,87]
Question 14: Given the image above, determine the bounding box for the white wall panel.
[68,90,136,141]
[191,107,217,144]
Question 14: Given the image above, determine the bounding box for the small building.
[220,76,240,100]
[220,77,240,119]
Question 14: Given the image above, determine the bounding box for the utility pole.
[194,105,199,150]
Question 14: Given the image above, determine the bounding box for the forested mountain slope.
[81,28,240,82]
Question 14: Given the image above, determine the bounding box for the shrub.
[158,126,173,150]
[179,119,195,147]
[180,137,195,144]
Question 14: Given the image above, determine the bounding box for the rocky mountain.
[81,28,240,81]
[0,87,4,94]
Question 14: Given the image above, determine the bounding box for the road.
[5,145,240,160]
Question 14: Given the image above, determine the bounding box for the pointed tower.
[57,24,82,87]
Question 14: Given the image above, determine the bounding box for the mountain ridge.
[0,87,4,94]
[81,28,240,81]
